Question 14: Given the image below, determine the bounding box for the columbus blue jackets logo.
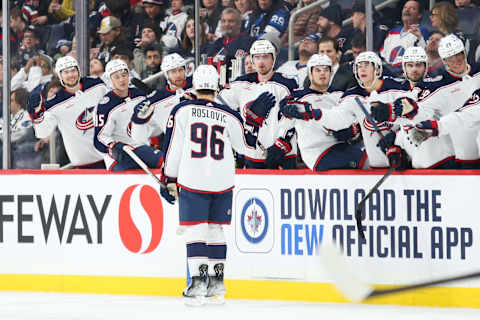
[76,106,95,131]
[240,197,269,243]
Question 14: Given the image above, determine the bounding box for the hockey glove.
[265,138,292,169]
[180,91,197,102]
[27,93,45,120]
[408,120,439,145]
[393,97,418,119]
[131,78,154,95]
[244,92,276,127]
[131,99,155,124]
[386,145,409,171]
[376,130,396,153]
[109,142,133,164]
[160,174,177,204]
[332,123,361,144]
[370,101,396,122]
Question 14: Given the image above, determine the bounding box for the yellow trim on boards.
[0,274,478,309]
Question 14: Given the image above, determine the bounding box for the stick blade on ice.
[319,243,373,302]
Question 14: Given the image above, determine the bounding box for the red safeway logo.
[119,185,164,254]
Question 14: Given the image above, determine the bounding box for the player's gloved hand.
[332,123,361,143]
[280,102,304,119]
[131,99,154,124]
[180,91,197,101]
[415,120,439,137]
[109,142,133,163]
[244,92,276,127]
[370,101,396,122]
[376,130,396,153]
[392,97,418,119]
[235,153,245,168]
[160,174,177,204]
[265,138,291,169]
[386,145,408,171]
[27,93,44,119]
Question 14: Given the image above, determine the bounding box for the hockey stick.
[354,97,395,239]
[320,243,480,302]
[131,78,154,95]
[122,145,162,185]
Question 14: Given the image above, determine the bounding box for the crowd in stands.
[1,0,480,169]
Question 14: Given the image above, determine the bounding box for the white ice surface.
[0,292,478,320]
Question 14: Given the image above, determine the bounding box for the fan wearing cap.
[94,59,163,171]
[316,4,354,53]
[26,56,108,168]
[219,38,299,169]
[278,54,366,171]
[161,65,256,305]
[277,33,319,87]
[390,34,480,168]
[97,16,125,66]
[130,53,193,146]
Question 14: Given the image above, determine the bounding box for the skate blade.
[184,296,206,307]
[206,295,225,305]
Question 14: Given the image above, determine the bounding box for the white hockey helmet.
[161,53,186,74]
[438,34,465,60]
[249,39,277,70]
[192,64,219,91]
[105,59,129,80]
[55,56,80,86]
[402,46,428,80]
[353,51,383,89]
[307,54,332,81]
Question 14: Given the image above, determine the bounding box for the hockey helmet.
[307,54,332,81]
[353,51,382,88]
[249,39,277,68]
[161,53,186,74]
[105,59,129,80]
[55,56,80,86]
[192,64,219,91]
[438,34,465,60]
[402,46,428,80]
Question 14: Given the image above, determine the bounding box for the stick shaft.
[354,97,384,137]
[122,146,162,185]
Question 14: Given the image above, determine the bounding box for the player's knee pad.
[207,224,225,244]
[184,223,209,243]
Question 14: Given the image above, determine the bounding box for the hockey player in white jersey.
[279,54,366,170]
[371,46,456,169]
[130,53,192,147]
[376,34,480,168]
[27,56,107,168]
[93,60,163,170]
[219,39,298,169]
[161,65,256,305]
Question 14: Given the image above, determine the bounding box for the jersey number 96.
[191,123,225,160]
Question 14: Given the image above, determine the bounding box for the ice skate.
[183,264,208,306]
[206,263,226,305]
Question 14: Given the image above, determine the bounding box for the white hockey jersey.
[94,88,146,169]
[276,61,308,88]
[160,9,188,41]
[31,77,107,166]
[277,88,344,170]
[0,109,33,143]
[163,98,256,193]
[316,78,410,168]
[219,72,298,161]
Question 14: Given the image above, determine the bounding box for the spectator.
[316,4,354,52]
[280,0,321,47]
[97,16,126,66]
[12,54,54,94]
[201,0,225,41]
[48,0,75,22]
[160,0,189,47]
[425,30,446,77]
[455,0,480,38]
[278,34,319,86]
[133,21,166,77]
[131,0,168,44]
[104,0,138,43]
[90,58,105,78]
[342,31,367,64]
[222,0,234,7]
[142,44,165,87]
[17,26,44,67]
[7,7,27,52]
[381,0,429,74]
[53,38,72,61]
[244,53,255,73]
[175,16,208,58]
[0,88,40,169]
[245,0,290,39]
[234,0,255,24]
[206,8,254,76]
[111,46,141,80]
[350,0,388,52]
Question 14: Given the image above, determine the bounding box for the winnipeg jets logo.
[76,107,95,131]
[240,197,269,244]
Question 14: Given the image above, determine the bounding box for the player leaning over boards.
[160,65,256,305]
[93,60,163,171]
[27,56,108,168]
[370,47,456,169]
[279,54,367,171]
[219,39,298,169]
[130,53,193,147]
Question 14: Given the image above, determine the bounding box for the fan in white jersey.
[371,46,457,169]
[387,34,480,168]
[219,39,298,169]
[130,53,193,148]
[279,54,367,170]
[27,56,107,168]
[93,59,163,170]
[161,65,256,305]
